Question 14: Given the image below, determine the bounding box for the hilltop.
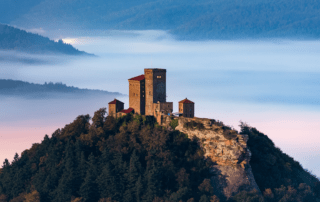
[0,109,319,202]
[1,0,320,40]
[0,24,91,55]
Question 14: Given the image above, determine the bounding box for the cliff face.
[175,117,261,199]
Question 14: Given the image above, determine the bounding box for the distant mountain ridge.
[1,0,320,39]
[0,79,121,98]
[0,24,91,55]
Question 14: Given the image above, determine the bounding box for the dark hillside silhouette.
[0,24,91,55]
[0,79,120,98]
[2,0,320,39]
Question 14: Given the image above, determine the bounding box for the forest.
[0,24,89,55]
[0,108,319,202]
[1,0,320,39]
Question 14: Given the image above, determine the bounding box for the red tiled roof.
[179,98,194,104]
[129,74,145,81]
[120,108,134,114]
[108,99,124,104]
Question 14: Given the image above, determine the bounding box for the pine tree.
[52,143,78,201]
[143,162,160,202]
[135,176,143,202]
[80,153,99,202]
[97,163,112,199]
[124,150,141,202]
[80,170,99,202]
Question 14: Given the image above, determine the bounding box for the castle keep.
[108,68,194,121]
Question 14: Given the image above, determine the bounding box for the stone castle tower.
[144,68,167,115]
[179,98,194,118]
[108,99,124,117]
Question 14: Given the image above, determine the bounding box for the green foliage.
[222,130,238,140]
[183,121,205,131]
[261,184,317,202]
[232,190,264,202]
[240,122,320,202]
[240,123,302,190]
[0,108,213,202]
[169,119,179,130]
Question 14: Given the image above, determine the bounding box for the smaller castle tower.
[179,98,194,118]
[108,99,124,118]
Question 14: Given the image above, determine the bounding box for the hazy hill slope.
[0,24,89,55]
[3,0,320,39]
[0,79,121,98]
[240,123,320,198]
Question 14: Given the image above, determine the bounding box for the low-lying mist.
[1,30,320,177]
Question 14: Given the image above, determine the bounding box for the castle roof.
[108,99,124,104]
[129,74,145,81]
[179,98,194,104]
[119,108,134,114]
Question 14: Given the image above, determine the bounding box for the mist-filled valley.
[1,30,320,178]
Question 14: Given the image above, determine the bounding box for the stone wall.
[129,79,145,115]
[175,117,261,199]
[108,104,116,117]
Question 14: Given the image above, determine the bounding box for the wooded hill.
[0,79,120,99]
[0,109,319,202]
[1,0,320,40]
[0,24,90,55]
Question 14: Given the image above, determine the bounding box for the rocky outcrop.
[175,117,261,199]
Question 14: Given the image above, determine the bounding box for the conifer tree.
[80,169,99,202]
[143,162,160,202]
[97,163,113,199]
[135,176,143,202]
[80,153,99,202]
[124,150,141,202]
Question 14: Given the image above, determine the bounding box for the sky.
[1,30,319,177]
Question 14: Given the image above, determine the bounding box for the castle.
[108,68,195,123]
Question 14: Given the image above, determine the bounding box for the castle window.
[157,76,161,78]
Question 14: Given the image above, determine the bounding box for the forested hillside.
[0,24,90,55]
[1,0,320,39]
[0,79,120,98]
[0,109,319,202]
